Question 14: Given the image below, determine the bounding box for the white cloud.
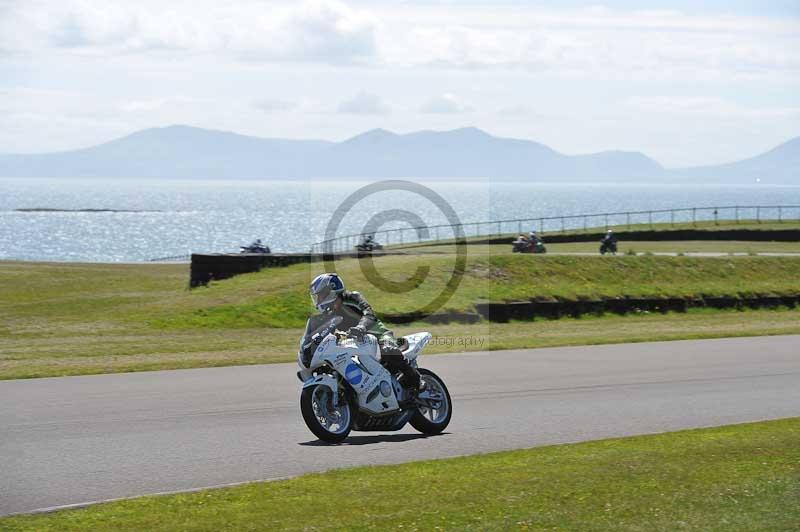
[377,5,800,81]
[0,0,378,63]
[2,2,797,80]
[337,91,390,114]
[419,93,472,114]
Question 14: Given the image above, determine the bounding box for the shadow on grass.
[299,432,450,446]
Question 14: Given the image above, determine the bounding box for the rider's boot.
[381,344,421,403]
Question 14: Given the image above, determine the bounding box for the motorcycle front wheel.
[410,369,452,435]
[300,384,353,443]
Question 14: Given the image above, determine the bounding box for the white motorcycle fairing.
[299,317,422,416]
[401,332,432,364]
[297,315,452,441]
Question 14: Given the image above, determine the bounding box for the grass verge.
[411,240,800,255]
[2,257,800,379]
[2,418,798,531]
[3,306,800,380]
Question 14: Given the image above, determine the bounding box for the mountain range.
[0,125,797,183]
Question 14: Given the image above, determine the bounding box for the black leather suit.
[333,291,420,389]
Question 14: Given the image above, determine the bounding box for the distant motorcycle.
[600,237,618,255]
[240,239,271,254]
[355,235,383,253]
[512,236,546,254]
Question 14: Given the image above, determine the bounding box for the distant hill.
[0,124,796,183]
[673,136,800,184]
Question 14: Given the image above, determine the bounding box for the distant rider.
[601,229,618,253]
[309,273,421,392]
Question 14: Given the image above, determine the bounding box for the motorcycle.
[512,236,547,254]
[600,238,618,255]
[240,240,271,254]
[355,237,383,253]
[297,315,452,443]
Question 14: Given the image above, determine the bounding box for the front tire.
[410,369,452,435]
[300,384,353,443]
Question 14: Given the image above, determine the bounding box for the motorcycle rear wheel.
[301,385,353,443]
[410,369,452,435]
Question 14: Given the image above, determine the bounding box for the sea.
[1,178,799,262]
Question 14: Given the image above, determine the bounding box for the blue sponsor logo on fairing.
[345,363,363,385]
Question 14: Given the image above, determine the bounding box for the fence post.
[756,206,760,223]
[779,206,783,223]
[692,208,696,226]
[735,206,739,224]
[605,214,609,230]
[626,212,630,230]
[649,211,653,229]
[497,221,501,236]
[539,219,544,234]
[583,216,587,232]
[561,217,565,232]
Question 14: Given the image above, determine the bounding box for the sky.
[0,0,799,167]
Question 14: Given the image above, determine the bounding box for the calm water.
[1,178,799,262]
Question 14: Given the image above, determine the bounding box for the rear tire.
[410,369,452,435]
[300,384,353,443]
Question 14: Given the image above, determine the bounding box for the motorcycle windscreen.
[299,314,343,350]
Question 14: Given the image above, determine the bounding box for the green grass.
[2,255,800,379]
[3,307,800,380]
[151,255,800,325]
[3,418,798,531]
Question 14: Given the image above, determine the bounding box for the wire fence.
[311,205,800,254]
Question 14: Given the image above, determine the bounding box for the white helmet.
[310,273,345,312]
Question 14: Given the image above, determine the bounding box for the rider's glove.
[347,326,366,339]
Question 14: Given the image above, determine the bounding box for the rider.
[309,273,421,392]
[602,229,617,244]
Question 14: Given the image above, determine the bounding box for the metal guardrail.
[311,205,800,254]
[147,254,191,262]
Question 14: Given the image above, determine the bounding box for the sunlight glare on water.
[0,178,798,262]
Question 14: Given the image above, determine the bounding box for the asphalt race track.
[2,335,799,516]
